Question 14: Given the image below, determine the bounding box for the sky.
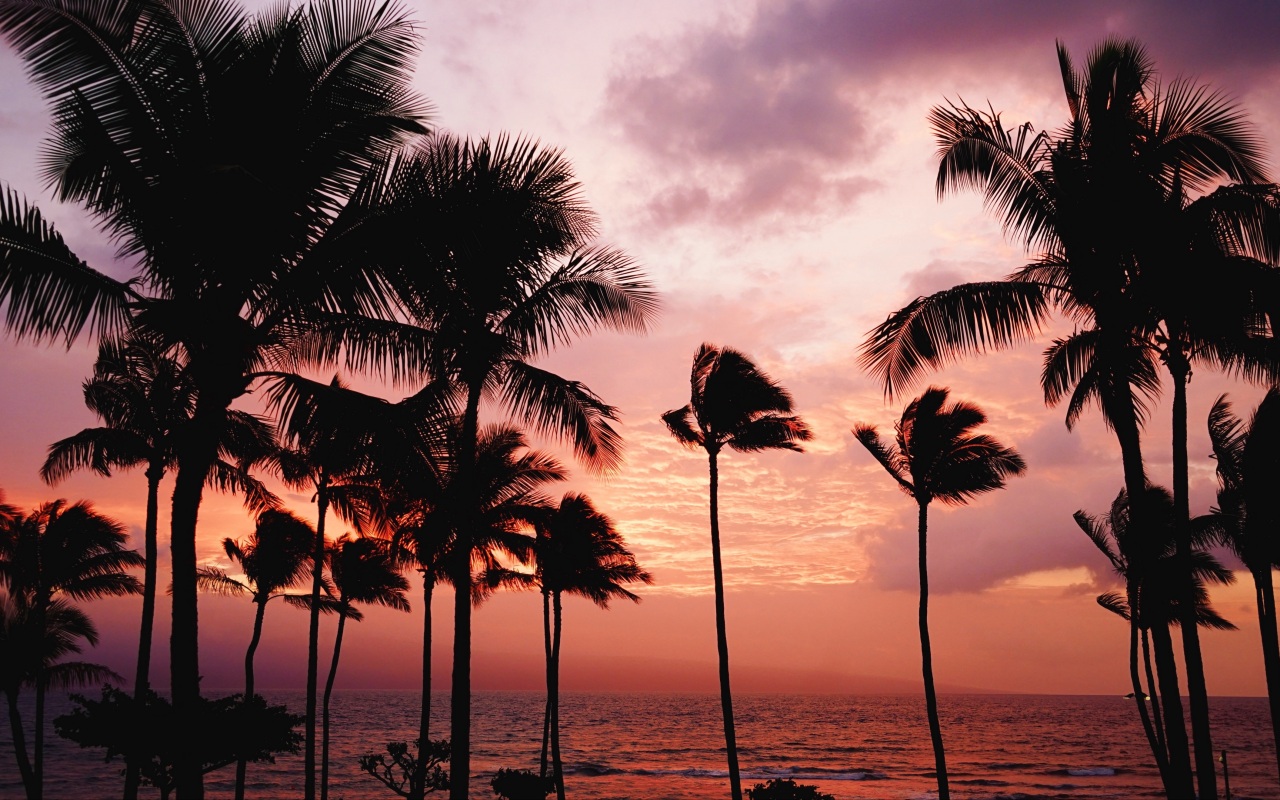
[2,0,1280,699]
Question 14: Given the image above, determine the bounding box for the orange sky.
[2,0,1280,697]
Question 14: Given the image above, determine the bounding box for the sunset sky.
[2,0,1280,698]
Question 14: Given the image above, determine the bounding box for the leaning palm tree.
[663,344,811,800]
[854,387,1025,800]
[0,499,142,800]
[320,535,410,800]
[1206,389,1280,782]
[0,591,121,800]
[858,40,1275,798]
[0,5,430,793]
[295,133,657,798]
[196,509,314,800]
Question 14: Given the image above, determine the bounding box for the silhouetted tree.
[663,344,811,800]
[0,4,430,793]
[196,510,314,800]
[854,387,1025,800]
[320,535,410,800]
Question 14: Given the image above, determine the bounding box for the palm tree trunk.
[6,688,35,800]
[1252,568,1280,786]
[551,591,565,800]
[171,409,221,800]
[33,599,45,800]
[541,590,552,780]
[450,386,483,800]
[236,599,268,800]
[411,578,434,800]
[1168,351,1217,800]
[1128,598,1169,792]
[707,450,743,800]
[321,606,349,800]
[1151,620,1195,799]
[125,466,162,800]
[1142,626,1167,764]
[917,500,949,800]
[305,485,331,800]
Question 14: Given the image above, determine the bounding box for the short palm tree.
[0,4,430,793]
[0,591,120,800]
[854,387,1025,800]
[196,510,315,800]
[663,343,811,800]
[0,499,142,800]
[1206,389,1280,782]
[321,535,410,800]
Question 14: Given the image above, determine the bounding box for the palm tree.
[491,493,651,800]
[0,4,430,793]
[0,499,142,800]
[40,335,276,795]
[0,591,121,800]
[854,387,1025,800]
[321,535,410,800]
[858,40,1275,798]
[1206,389,1280,782]
[196,509,314,800]
[663,344,811,800]
[297,133,657,798]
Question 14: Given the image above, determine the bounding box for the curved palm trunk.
[33,599,45,800]
[321,604,350,800]
[449,386,483,800]
[411,577,434,800]
[917,501,949,800]
[1252,568,1280,785]
[1142,626,1167,763]
[1151,619,1194,799]
[551,591,565,800]
[6,688,35,800]
[305,485,331,800]
[707,450,743,800]
[171,399,225,800]
[235,599,269,800]
[125,466,163,800]
[541,591,552,780]
[1128,599,1169,792]
[1168,352,1217,800]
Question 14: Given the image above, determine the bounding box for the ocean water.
[3,691,1277,799]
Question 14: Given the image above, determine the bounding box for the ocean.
[3,691,1276,799]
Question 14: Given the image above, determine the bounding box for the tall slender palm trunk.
[1151,620,1195,799]
[1128,600,1169,793]
[411,578,434,800]
[550,592,565,800]
[707,450,743,800]
[236,600,268,800]
[450,388,483,800]
[305,487,331,800]
[125,468,162,800]
[321,607,350,800]
[1142,627,1167,763]
[32,599,46,800]
[917,501,949,800]
[6,688,35,800]
[541,591,552,779]
[1252,569,1280,785]
[1168,355,1217,800]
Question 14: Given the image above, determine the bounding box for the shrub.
[491,767,554,799]
[746,778,836,800]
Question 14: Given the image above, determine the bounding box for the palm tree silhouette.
[858,40,1274,797]
[196,509,314,800]
[0,5,429,792]
[663,344,811,800]
[0,592,120,800]
[489,493,651,800]
[40,334,278,797]
[0,498,142,800]
[1206,389,1280,782]
[320,535,410,800]
[296,133,656,798]
[854,387,1025,800]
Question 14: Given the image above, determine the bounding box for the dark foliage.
[491,768,555,800]
[358,739,449,798]
[747,779,836,800]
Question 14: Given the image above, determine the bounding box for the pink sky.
[2,0,1279,697]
